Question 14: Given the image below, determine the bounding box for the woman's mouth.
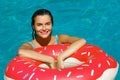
[40,31,49,35]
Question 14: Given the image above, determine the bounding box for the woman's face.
[33,15,52,38]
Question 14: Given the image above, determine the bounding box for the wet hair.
[31,9,53,39]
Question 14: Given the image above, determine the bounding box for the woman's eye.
[46,23,49,25]
[37,24,42,26]
[46,23,51,26]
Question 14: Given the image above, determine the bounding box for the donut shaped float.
[4,44,118,80]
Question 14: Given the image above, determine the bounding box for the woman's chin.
[41,34,50,38]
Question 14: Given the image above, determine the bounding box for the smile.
[40,31,49,35]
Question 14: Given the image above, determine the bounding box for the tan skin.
[18,15,86,69]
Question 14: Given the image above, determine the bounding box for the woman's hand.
[48,57,57,69]
[57,56,64,69]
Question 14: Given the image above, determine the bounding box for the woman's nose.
[42,25,46,30]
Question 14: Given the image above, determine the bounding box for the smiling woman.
[1,0,120,79]
[31,9,53,40]
[33,14,52,39]
[9,9,86,69]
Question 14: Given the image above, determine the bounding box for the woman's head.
[31,9,53,26]
[31,9,53,39]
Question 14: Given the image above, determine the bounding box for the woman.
[18,9,86,69]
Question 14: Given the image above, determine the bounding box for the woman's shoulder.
[58,34,69,37]
[20,40,35,49]
[57,34,84,44]
[58,34,71,39]
[57,34,70,44]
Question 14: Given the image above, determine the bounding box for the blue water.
[0,0,120,79]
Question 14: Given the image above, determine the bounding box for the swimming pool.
[0,0,120,80]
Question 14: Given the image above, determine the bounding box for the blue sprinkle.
[23,73,29,79]
[44,47,47,50]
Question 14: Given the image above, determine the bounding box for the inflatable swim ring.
[4,44,119,80]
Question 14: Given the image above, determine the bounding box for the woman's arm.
[57,34,86,68]
[18,43,56,68]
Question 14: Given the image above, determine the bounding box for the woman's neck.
[36,36,51,46]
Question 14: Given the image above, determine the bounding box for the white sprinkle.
[88,52,90,56]
[81,52,87,55]
[99,50,103,52]
[24,62,30,64]
[54,75,57,80]
[76,67,83,70]
[89,59,92,63]
[12,67,15,71]
[91,69,94,76]
[29,73,35,80]
[98,63,101,68]
[32,60,36,62]
[39,51,42,54]
[16,59,24,62]
[52,50,55,55]
[58,68,62,71]
[76,75,84,78]
[67,71,72,77]
[106,60,110,66]
[87,46,93,48]
[28,65,33,67]
[36,78,39,80]
[40,69,46,72]
[82,64,89,67]
[17,70,23,74]
[61,49,64,53]
[32,68,37,71]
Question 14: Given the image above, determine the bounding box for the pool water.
[0,0,120,80]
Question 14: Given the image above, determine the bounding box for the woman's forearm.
[57,38,86,68]
[18,49,55,64]
[58,38,86,60]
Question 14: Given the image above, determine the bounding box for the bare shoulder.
[58,34,69,38]
[19,42,33,50]
[58,34,83,43]
[58,34,70,41]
